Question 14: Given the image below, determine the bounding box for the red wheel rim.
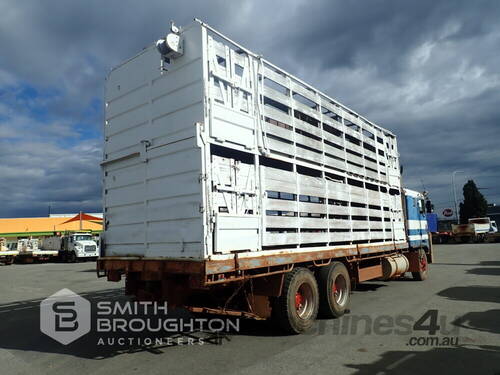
[294,283,314,319]
[295,292,303,310]
[420,253,427,271]
[332,274,347,305]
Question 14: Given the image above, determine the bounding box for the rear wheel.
[412,249,429,281]
[317,262,351,318]
[274,267,319,334]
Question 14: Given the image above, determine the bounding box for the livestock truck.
[97,20,431,333]
[40,233,99,262]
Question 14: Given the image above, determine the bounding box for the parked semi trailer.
[97,20,431,333]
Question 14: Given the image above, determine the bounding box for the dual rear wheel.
[274,262,350,334]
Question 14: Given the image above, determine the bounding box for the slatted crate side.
[364,148,377,160]
[298,175,325,197]
[293,100,321,120]
[300,232,329,243]
[264,105,293,127]
[353,232,371,241]
[264,232,299,246]
[324,155,347,171]
[346,142,365,156]
[294,132,323,151]
[365,169,379,180]
[345,152,364,166]
[369,221,385,230]
[329,232,352,242]
[323,136,345,152]
[267,137,293,156]
[265,198,297,212]
[263,65,289,88]
[298,201,327,214]
[265,215,298,228]
[364,158,378,171]
[329,219,351,229]
[299,217,328,229]
[329,205,350,216]
[290,80,318,104]
[368,208,383,217]
[350,185,367,201]
[262,174,297,195]
[260,60,400,190]
[326,181,350,201]
[352,219,370,229]
[347,163,366,176]
[295,147,323,164]
[367,189,381,202]
[369,232,385,241]
[263,85,291,108]
[264,121,292,140]
[350,207,368,216]
[294,117,323,138]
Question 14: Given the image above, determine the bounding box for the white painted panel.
[329,232,351,242]
[299,218,328,229]
[330,220,351,229]
[329,205,350,215]
[300,232,328,243]
[264,122,292,139]
[264,232,299,246]
[299,202,327,214]
[266,216,298,228]
[216,215,259,253]
[266,199,297,211]
[211,104,256,149]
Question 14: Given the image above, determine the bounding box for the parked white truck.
[97,20,431,333]
[16,238,58,262]
[0,238,17,265]
[452,217,498,243]
[40,233,99,262]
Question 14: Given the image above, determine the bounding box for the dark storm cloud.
[0,0,499,217]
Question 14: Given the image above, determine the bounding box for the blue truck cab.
[403,189,430,250]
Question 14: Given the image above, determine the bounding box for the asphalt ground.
[0,243,499,375]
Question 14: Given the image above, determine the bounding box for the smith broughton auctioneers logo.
[40,288,92,345]
[40,288,240,346]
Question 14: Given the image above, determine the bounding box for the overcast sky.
[1,0,499,218]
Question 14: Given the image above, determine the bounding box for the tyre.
[317,262,351,318]
[412,249,429,281]
[68,251,77,263]
[274,267,319,334]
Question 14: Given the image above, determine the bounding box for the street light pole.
[452,170,464,224]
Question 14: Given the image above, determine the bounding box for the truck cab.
[404,189,430,250]
[62,233,99,261]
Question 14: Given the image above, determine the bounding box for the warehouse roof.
[0,214,103,237]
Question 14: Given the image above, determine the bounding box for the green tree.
[459,180,488,223]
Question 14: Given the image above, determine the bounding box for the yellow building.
[0,213,103,240]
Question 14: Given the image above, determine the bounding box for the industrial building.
[0,213,102,242]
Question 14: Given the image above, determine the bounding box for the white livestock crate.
[102,20,406,260]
